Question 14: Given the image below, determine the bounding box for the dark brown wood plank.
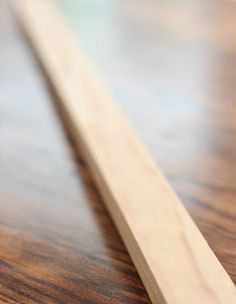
[0,0,236,303]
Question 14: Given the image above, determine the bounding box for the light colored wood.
[15,1,236,303]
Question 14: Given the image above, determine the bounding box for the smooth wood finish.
[1,0,236,303]
[15,1,236,304]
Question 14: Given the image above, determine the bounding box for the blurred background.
[57,0,236,183]
[0,0,236,303]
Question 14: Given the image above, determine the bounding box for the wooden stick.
[15,1,236,303]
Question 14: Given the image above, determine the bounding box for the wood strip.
[15,1,236,303]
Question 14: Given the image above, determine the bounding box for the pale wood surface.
[15,1,236,304]
[1,0,236,303]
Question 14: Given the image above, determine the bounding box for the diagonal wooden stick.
[15,1,236,303]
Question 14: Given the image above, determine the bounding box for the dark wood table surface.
[1,0,236,303]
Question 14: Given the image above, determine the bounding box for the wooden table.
[0,0,236,303]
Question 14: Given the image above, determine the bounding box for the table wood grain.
[0,0,236,303]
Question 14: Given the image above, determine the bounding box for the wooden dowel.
[15,1,236,303]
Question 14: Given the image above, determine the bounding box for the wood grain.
[1,0,236,303]
[14,1,236,304]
